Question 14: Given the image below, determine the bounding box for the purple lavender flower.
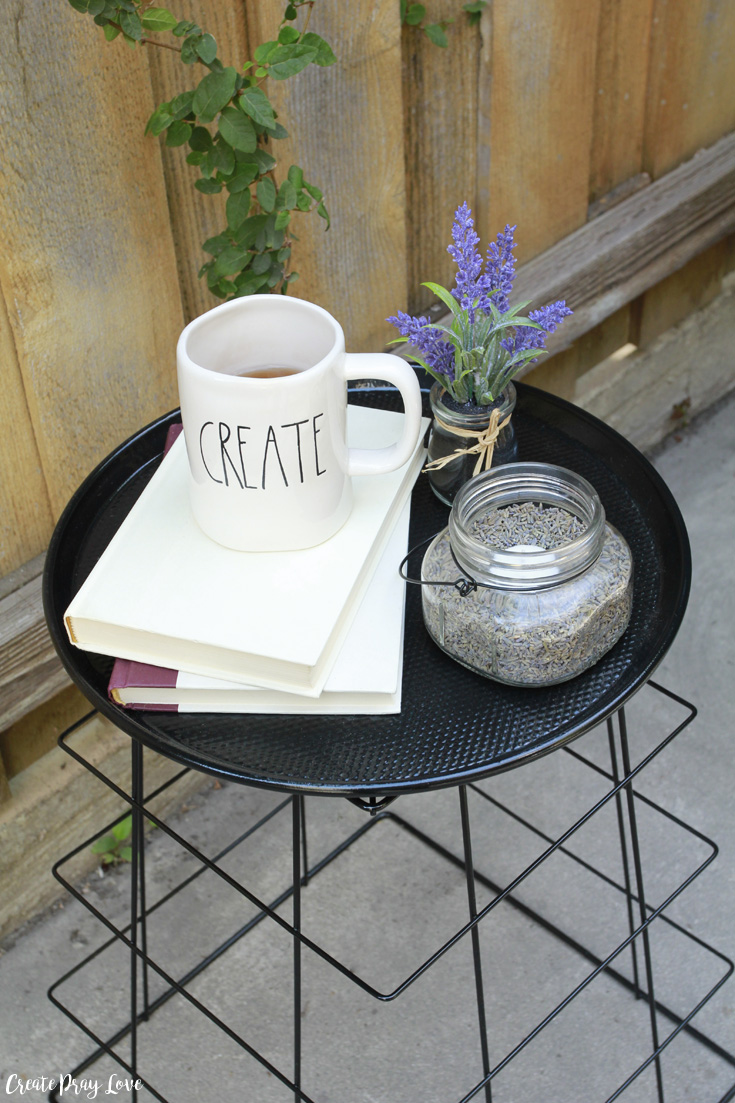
[387,310,456,379]
[501,300,573,357]
[447,202,486,322]
[483,224,516,313]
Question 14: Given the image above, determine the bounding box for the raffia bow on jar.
[388,203,573,505]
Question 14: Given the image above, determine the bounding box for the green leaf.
[277,179,298,210]
[303,181,323,201]
[278,25,300,44]
[300,32,337,66]
[140,8,178,33]
[226,188,252,230]
[68,0,105,13]
[238,86,276,129]
[234,270,270,295]
[103,24,120,40]
[268,43,317,80]
[226,160,258,191]
[197,32,217,64]
[118,10,142,40]
[405,4,425,26]
[234,213,268,248]
[195,177,222,194]
[295,191,311,212]
[424,23,448,47]
[316,201,330,228]
[202,233,228,256]
[91,835,118,854]
[213,245,251,277]
[192,67,237,124]
[145,102,173,136]
[188,125,213,152]
[284,4,298,20]
[256,176,276,212]
[112,816,132,841]
[264,215,285,249]
[181,34,203,65]
[212,138,235,175]
[186,150,205,165]
[253,149,277,174]
[119,846,133,863]
[287,165,304,190]
[275,209,291,231]
[400,0,407,20]
[250,251,273,275]
[422,280,463,318]
[218,105,256,152]
[170,90,195,119]
[173,19,198,37]
[254,40,280,65]
[166,120,192,146]
[264,122,289,140]
[463,0,487,11]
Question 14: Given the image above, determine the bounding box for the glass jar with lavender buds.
[425,381,518,505]
[420,463,633,688]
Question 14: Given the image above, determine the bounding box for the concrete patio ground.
[1,390,734,1103]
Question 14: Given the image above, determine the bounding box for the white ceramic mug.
[176,296,423,551]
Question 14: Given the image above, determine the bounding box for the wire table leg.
[293,795,303,1101]
[300,795,310,887]
[617,706,665,1103]
[130,741,143,1101]
[608,716,641,999]
[459,785,492,1103]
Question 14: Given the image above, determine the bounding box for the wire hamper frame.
[46,681,735,1103]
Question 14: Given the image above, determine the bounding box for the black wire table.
[43,381,735,1102]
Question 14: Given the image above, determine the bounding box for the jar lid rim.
[448,462,606,589]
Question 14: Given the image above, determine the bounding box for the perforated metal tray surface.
[43,381,690,798]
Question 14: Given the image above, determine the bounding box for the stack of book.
[63,404,429,715]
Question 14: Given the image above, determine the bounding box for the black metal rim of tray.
[43,381,691,798]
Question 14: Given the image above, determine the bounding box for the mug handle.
[340,353,423,475]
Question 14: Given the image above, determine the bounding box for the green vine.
[67,0,334,299]
[66,0,487,300]
[401,1,487,46]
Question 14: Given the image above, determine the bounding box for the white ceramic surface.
[177,296,423,551]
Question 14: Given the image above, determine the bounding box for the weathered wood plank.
[575,273,735,452]
[512,132,735,357]
[0,755,10,805]
[0,684,86,780]
[0,290,54,577]
[480,0,601,263]
[401,4,481,315]
[589,0,655,204]
[0,712,210,939]
[525,306,631,402]
[638,0,735,368]
[0,557,70,732]
[0,2,184,523]
[631,235,735,351]
[145,1,252,324]
[246,0,408,353]
[643,0,735,181]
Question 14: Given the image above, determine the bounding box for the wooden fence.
[2,0,735,764]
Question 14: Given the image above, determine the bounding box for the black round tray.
[43,381,690,798]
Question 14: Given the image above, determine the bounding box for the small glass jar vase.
[425,381,519,505]
[420,463,634,688]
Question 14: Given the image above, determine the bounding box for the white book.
[108,498,410,714]
[65,404,428,697]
